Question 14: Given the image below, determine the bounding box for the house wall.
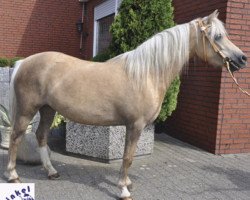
[81,0,104,60]
[164,0,227,154]
[83,0,120,59]
[165,0,250,154]
[216,0,250,154]
[0,1,82,58]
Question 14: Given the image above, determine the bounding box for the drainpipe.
[79,0,89,51]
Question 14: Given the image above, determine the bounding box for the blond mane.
[110,16,227,88]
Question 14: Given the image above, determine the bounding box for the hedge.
[0,57,23,67]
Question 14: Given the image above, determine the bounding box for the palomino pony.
[5,11,247,200]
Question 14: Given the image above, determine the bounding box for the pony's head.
[194,10,247,72]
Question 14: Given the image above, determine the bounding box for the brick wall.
[216,0,250,154]
[165,0,250,154]
[0,1,82,58]
[165,0,228,154]
[82,0,104,60]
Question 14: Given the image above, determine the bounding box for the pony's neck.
[157,21,198,102]
[161,21,198,87]
[111,21,196,92]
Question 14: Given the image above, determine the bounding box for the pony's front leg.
[118,124,144,200]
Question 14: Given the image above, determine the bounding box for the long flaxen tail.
[9,60,24,126]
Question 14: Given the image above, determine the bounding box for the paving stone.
[1,134,250,200]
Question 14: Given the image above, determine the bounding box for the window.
[96,14,114,54]
[93,0,121,56]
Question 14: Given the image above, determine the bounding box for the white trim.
[93,0,122,56]
[117,0,122,12]
[93,20,98,57]
[115,0,118,15]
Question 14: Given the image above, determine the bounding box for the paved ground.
[1,133,250,200]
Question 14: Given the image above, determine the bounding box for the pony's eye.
[215,33,222,41]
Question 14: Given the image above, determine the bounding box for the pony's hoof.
[48,172,60,180]
[119,197,133,200]
[8,177,22,183]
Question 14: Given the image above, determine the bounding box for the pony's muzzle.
[238,54,247,66]
[228,54,247,72]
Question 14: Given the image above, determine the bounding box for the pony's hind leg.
[6,114,35,182]
[35,105,59,179]
[118,122,145,200]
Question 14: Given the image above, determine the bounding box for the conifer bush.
[109,0,180,122]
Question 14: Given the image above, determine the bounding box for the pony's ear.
[206,10,219,24]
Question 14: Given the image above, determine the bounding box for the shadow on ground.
[155,133,202,151]
[202,165,250,191]
[0,149,138,199]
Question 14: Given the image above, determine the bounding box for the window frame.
[93,0,121,56]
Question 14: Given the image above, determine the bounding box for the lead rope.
[202,33,207,63]
[225,61,250,96]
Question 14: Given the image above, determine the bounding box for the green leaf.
[51,113,66,129]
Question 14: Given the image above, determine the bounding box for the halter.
[197,19,250,96]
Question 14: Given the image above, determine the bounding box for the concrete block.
[9,68,14,79]
[0,67,10,111]
[17,130,51,165]
[0,67,10,82]
[66,122,154,161]
[0,82,10,110]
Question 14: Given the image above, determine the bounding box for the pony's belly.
[69,114,123,126]
[55,105,125,126]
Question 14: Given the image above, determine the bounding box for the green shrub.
[156,77,181,123]
[109,0,179,123]
[0,57,23,67]
[0,58,9,67]
[9,57,23,67]
[110,0,174,55]
[92,50,111,62]
[51,113,66,129]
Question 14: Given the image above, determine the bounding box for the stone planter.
[17,125,51,165]
[0,126,11,149]
[50,123,66,138]
[0,67,11,113]
[66,122,154,161]
[0,125,32,150]
[0,122,50,165]
[0,67,12,149]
